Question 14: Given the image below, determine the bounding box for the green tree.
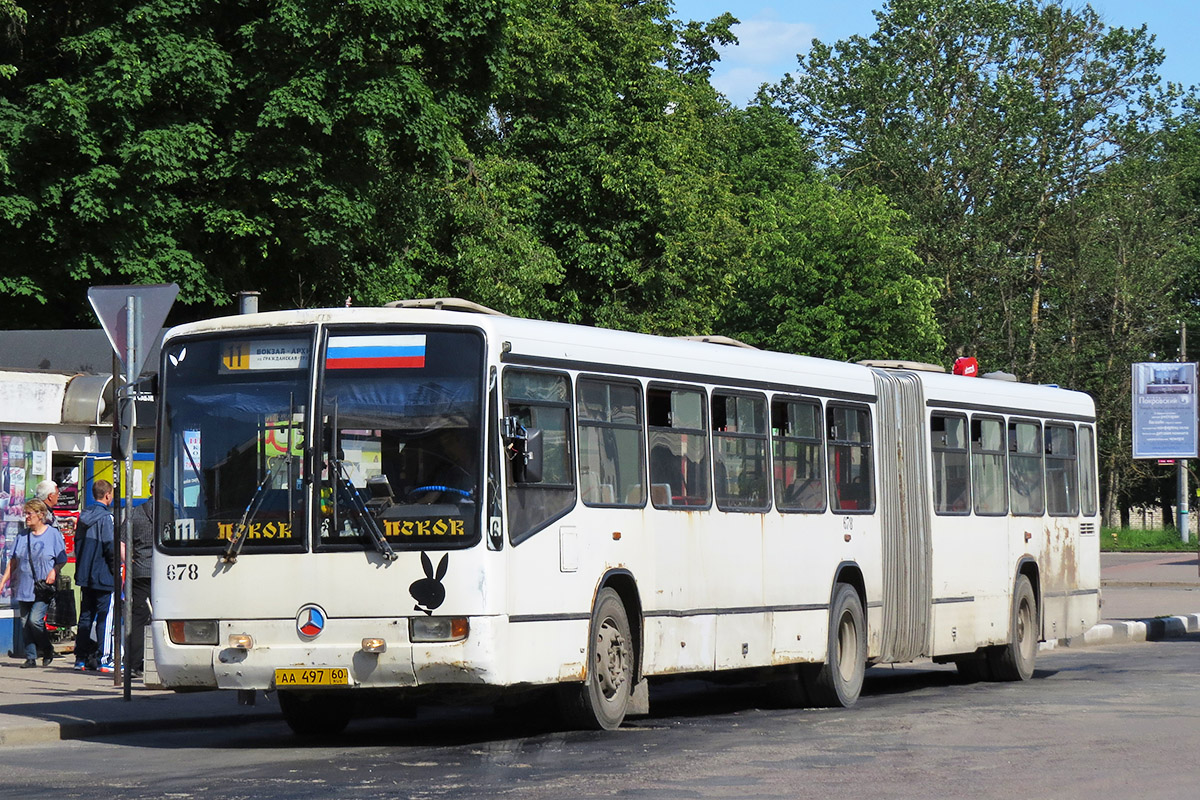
[721,177,943,361]
[462,0,942,357]
[774,0,1171,376]
[0,2,26,176]
[0,1,507,326]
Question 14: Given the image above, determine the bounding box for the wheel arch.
[596,568,644,681]
[831,560,867,613]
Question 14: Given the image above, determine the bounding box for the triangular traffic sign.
[88,283,179,377]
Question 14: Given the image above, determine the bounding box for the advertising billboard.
[1132,362,1199,459]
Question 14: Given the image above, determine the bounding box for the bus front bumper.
[151,617,504,692]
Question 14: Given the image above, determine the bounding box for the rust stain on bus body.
[1042,519,1078,590]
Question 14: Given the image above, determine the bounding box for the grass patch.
[1102,527,1199,552]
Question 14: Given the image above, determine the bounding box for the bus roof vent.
[859,359,946,373]
[676,335,758,349]
[384,297,507,316]
[983,371,1018,381]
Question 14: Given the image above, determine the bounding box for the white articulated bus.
[150,300,1100,734]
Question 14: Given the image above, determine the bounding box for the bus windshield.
[158,327,486,553]
[318,328,485,550]
[159,332,314,551]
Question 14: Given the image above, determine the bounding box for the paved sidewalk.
[1,552,1197,747]
[0,661,278,746]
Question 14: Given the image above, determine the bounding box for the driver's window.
[503,369,575,544]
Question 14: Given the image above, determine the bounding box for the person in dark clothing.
[126,478,154,677]
[73,479,117,671]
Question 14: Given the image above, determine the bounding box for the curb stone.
[1048,613,1200,649]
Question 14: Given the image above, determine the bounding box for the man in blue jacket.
[73,479,117,671]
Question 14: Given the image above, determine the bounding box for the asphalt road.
[4,637,1199,800]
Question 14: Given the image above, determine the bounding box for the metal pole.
[120,295,139,699]
[108,349,122,688]
[1180,322,1189,543]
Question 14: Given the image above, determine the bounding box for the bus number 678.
[166,564,199,581]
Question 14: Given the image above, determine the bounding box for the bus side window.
[971,416,1008,515]
[577,378,646,507]
[647,384,710,509]
[1008,419,1044,516]
[503,369,575,543]
[828,404,874,513]
[772,397,826,513]
[1045,423,1078,516]
[1079,425,1098,517]
[712,392,770,512]
[931,413,970,514]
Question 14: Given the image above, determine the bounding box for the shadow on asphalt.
[98,660,1073,751]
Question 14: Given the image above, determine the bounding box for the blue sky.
[671,1,1200,106]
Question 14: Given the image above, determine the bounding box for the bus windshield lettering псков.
[151,302,1099,736]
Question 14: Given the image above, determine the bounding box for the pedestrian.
[34,479,59,526]
[73,479,117,671]
[126,477,153,677]
[0,499,68,668]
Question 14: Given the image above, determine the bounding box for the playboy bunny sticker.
[410,552,448,615]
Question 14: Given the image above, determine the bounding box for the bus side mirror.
[519,428,543,484]
[502,416,543,484]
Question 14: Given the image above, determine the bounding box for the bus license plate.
[274,667,349,687]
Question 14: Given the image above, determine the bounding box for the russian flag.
[326,335,426,369]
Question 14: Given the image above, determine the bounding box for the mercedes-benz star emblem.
[296,604,326,639]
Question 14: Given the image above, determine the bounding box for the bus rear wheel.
[806,583,866,708]
[560,588,634,730]
[988,574,1037,681]
[279,690,353,737]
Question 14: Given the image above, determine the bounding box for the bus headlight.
[228,634,254,650]
[167,620,219,645]
[409,617,469,643]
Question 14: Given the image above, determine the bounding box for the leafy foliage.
[774,0,1172,376]
[0,0,506,325]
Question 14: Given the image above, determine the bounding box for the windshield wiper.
[222,456,289,564]
[332,459,398,562]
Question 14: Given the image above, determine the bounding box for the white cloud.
[709,12,817,104]
[719,19,817,69]
[711,66,777,106]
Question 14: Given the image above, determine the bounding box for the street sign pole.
[88,284,178,702]
[108,349,122,692]
[119,294,140,698]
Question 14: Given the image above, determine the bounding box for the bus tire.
[988,574,1037,681]
[560,587,634,730]
[807,583,867,708]
[279,690,353,737]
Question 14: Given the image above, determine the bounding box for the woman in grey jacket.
[0,499,68,667]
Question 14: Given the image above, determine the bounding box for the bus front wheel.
[560,587,634,730]
[279,690,353,737]
[806,583,866,708]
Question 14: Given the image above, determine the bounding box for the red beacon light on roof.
[953,357,979,377]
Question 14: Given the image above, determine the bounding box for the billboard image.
[1132,362,1199,459]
